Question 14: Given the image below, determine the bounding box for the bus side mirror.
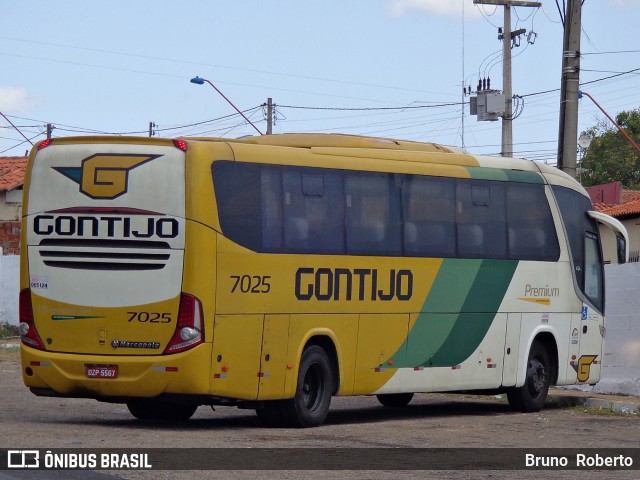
[588,211,629,264]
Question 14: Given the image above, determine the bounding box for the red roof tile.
[0,156,27,191]
[622,190,640,203]
[594,189,640,217]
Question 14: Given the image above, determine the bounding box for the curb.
[547,393,640,415]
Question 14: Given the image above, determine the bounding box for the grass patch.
[443,393,508,403]
[579,405,640,418]
[0,322,20,362]
[0,321,19,339]
[0,340,20,362]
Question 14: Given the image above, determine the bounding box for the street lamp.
[578,133,592,184]
[190,76,263,136]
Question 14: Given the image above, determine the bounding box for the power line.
[275,102,462,112]
[2,65,637,158]
[0,35,441,96]
[582,50,640,55]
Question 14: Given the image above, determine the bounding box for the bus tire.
[376,392,414,407]
[126,399,197,421]
[279,345,333,428]
[507,340,551,412]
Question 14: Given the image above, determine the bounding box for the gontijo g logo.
[54,154,161,200]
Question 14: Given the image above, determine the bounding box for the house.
[0,156,27,255]
[587,182,640,264]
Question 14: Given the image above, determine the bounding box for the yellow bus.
[19,133,628,427]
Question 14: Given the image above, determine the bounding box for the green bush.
[0,321,19,339]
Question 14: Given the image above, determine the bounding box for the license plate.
[85,364,118,379]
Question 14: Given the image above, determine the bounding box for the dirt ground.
[1,342,638,480]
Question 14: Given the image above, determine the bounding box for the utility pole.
[266,98,273,135]
[473,0,540,157]
[502,3,513,157]
[46,123,54,139]
[557,0,582,178]
[148,122,156,137]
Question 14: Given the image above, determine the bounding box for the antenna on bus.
[190,76,263,136]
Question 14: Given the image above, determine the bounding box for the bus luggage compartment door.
[211,314,263,400]
[257,314,290,400]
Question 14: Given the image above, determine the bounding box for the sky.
[1,0,640,165]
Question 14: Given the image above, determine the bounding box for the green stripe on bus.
[466,166,544,184]
[421,259,483,313]
[425,259,518,366]
[390,259,518,368]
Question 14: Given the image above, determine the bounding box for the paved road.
[1,348,638,480]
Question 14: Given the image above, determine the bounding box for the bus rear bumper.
[20,343,213,400]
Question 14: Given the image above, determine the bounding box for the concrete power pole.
[473,0,540,157]
[557,0,582,178]
[266,98,273,135]
[502,3,514,157]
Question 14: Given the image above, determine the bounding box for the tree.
[579,107,640,188]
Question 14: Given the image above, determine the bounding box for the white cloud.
[389,0,480,17]
[0,87,32,113]
[608,0,640,10]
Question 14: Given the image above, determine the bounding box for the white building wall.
[0,254,19,326]
[595,262,640,396]
[0,190,22,221]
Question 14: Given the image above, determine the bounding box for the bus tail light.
[172,139,187,152]
[19,289,46,350]
[37,139,53,150]
[164,293,204,354]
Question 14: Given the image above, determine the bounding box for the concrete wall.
[600,219,640,264]
[0,257,638,395]
[595,262,640,396]
[0,190,22,221]
[0,221,21,255]
[0,254,19,326]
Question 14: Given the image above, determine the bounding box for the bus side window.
[506,184,560,261]
[345,173,401,256]
[283,169,345,254]
[584,231,603,307]
[551,185,604,313]
[456,180,507,259]
[213,161,264,252]
[261,169,284,251]
[401,176,456,258]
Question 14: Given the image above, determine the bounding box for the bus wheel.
[126,399,197,421]
[376,392,414,407]
[279,345,333,428]
[507,341,551,413]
